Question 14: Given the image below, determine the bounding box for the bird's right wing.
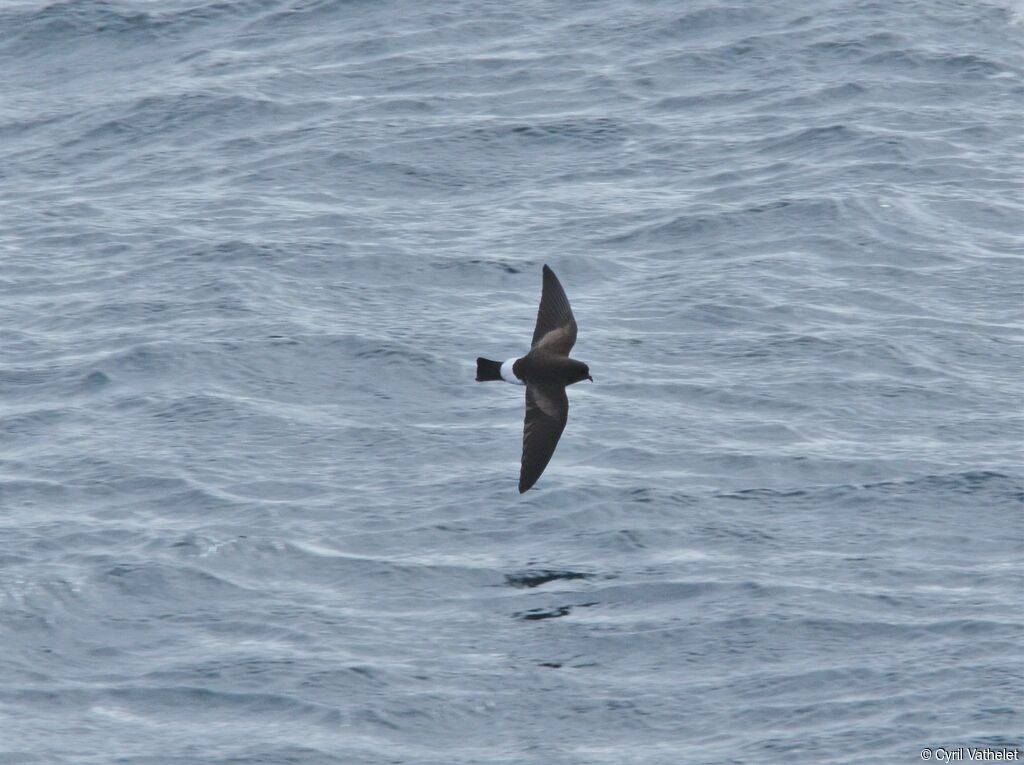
[531,265,577,356]
[519,383,569,493]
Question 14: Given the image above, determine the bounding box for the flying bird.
[476,265,591,493]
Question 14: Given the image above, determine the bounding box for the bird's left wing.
[519,383,569,493]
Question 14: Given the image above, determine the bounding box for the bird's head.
[571,363,593,384]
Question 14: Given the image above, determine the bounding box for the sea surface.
[1,1,1022,763]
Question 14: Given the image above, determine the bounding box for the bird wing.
[531,265,577,356]
[519,383,569,493]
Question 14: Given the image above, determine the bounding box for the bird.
[476,265,592,493]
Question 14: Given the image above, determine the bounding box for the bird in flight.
[476,265,591,493]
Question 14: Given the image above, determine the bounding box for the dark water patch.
[487,116,627,145]
[717,486,811,502]
[504,570,592,589]
[516,602,598,621]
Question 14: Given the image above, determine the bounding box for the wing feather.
[531,265,577,356]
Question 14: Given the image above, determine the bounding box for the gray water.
[1,1,1023,763]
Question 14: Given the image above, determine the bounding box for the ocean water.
[1,0,1022,762]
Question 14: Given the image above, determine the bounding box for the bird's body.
[512,352,591,387]
[476,265,591,493]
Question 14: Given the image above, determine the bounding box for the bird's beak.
[588,375,594,382]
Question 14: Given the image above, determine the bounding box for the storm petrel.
[476,265,592,493]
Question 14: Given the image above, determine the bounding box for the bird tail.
[476,357,503,382]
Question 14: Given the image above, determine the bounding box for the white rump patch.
[501,358,524,385]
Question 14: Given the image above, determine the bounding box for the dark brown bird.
[476,265,591,493]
